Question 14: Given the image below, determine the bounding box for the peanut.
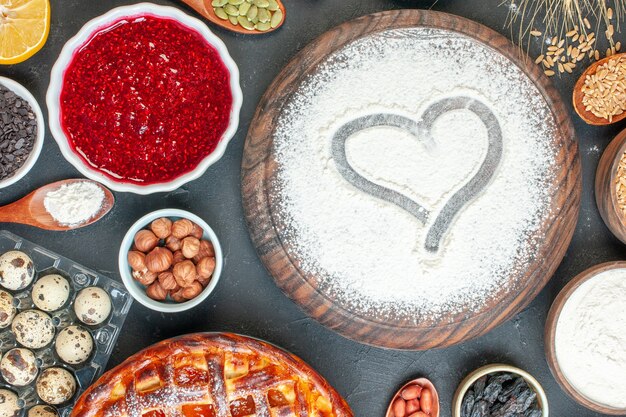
[392,398,406,417]
[406,399,420,414]
[420,389,432,414]
[401,385,422,400]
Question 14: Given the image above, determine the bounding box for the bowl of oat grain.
[595,128,626,243]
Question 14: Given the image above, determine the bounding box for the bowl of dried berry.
[0,76,44,189]
[452,364,548,417]
[119,209,222,312]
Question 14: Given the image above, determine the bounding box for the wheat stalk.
[504,0,626,76]
[506,0,625,43]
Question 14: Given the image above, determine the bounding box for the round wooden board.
[241,9,581,350]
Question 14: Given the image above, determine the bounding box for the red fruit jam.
[60,15,233,184]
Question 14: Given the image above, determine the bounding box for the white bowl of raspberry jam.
[46,3,242,194]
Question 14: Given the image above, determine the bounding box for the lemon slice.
[0,0,50,65]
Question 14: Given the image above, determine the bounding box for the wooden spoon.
[386,377,440,417]
[0,179,114,231]
[573,52,626,125]
[180,0,285,35]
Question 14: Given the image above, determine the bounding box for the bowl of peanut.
[118,209,222,313]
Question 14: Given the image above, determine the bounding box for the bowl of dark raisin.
[452,364,548,417]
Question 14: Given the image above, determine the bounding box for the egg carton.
[0,230,133,417]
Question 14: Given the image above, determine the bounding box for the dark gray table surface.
[0,0,623,416]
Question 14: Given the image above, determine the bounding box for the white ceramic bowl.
[46,3,242,194]
[0,76,44,189]
[119,209,223,312]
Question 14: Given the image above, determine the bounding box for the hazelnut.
[196,257,216,279]
[190,223,204,239]
[197,274,211,287]
[158,272,177,291]
[171,219,194,239]
[145,247,173,273]
[132,269,157,286]
[146,282,167,301]
[151,217,172,239]
[128,251,147,272]
[181,281,203,299]
[173,250,185,264]
[173,260,196,287]
[181,237,200,259]
[170,288,186,303]
[166,236,181,252]
[193,240,215,263]
[134,230,159,252]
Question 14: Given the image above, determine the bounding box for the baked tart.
[71,333,353,417]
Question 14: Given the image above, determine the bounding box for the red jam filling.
[60,15,233,184]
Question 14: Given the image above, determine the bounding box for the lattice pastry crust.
[71,333,353,417]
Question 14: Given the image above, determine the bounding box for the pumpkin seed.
[239,2,251,15]
[224,4,239,15]
[214,7,229,20]
[254,0,270,6]
[246,5,258,20]
[270,9,283,28]
[267,0,279,11]
[238,15,255,30]
[212,0,228,6]
[255,21,271,31]
[258,8,270,23]
[228,0,244,4]
[229,15,239,25]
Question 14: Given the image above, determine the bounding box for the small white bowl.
[46,3,242,194]
[119,209,223,312]
[0,76,44,189]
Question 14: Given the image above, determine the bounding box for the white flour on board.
[271,27,559,324]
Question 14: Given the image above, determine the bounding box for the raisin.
[461,391,475,417]
[473,375,488,399]
[470,400,489,417]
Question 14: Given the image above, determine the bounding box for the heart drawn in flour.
[331,96,503,252]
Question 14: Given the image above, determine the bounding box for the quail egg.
[0,250,34,291]
[0,389,19,417]
[0,290,15,328]
[28,405,58,417]
[55,325,93,365]
[0,347,38,386]
[36,367,76,405]
[11,310,55,349]
[32,274,70,312]
[74,287,111,325]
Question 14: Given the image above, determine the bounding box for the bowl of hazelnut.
[118,209,222,312]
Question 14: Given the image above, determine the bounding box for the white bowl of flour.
[546,261,626,414]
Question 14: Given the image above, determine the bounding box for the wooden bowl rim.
[572,53,626,125]
[385,377,440,417]
[606,130,626,229]
[544,261,626,415]
[241,8,581,349]
[451,364,549,417]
